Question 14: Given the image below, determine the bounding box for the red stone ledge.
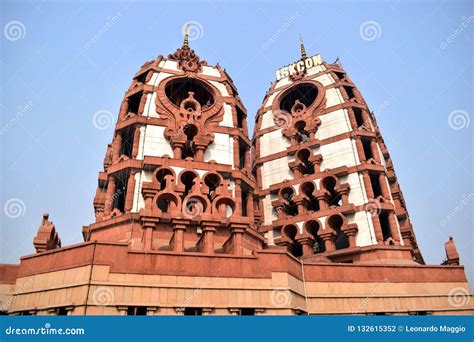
[0,264,19,284]
[14,242,468,284]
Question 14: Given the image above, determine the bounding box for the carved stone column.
[124,170,137,213]
[297,236,315,256]
[362,172,375,198]
[371,215,384,244]
[318,229,336,252]
[171,219,188,252]
[131,125,141,159]
[388,212,401,244]
[105,176,116,214]
[112,131,122,163]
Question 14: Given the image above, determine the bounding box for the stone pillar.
[233,136,240,169]
[137,91,148,115]
[371,216,384,244]
[105,176,116,214]
[370,140,381,163]
[202,308,214,315]
[131,125,141,159]
[234,179,242,216]
[173,144,183,159]
[347,108,358,129]
[378,173,391,199]
[244,146,251,169]
[354,138,366,163]
[194,145,205,162]
[246,190,255,221]
[202,221,219,254]
[388,212,401,244]
[362,172,375,198]
[172,221,187,252]
[318,230,336,252]
[297,237,315,256]
[174,307,185,315]
[117,306,128,315]
[229,224,246,255]
[124,170,137,213]
[112,131,122,163]
[343,224,358,247]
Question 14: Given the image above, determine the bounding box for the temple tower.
[83,32,262,255]
[252,41,422,264]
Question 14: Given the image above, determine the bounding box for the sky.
[1,0,473,285]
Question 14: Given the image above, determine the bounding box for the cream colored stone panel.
[261,156,293,189]
[209,80,229,97]
[220,103,234,127]
[142,92,159,118]
[260,110,277,130]
[316,109,352,141]
[148,71,172,86]
[325,87,344,108]
[200,65,221,77]
[320,138,358,170]
[262,195,277,226]
[259,130,290,157]
[139,125,173,159]
[203,133,233,166]
[264,91,280,108]
[159,60,179,71]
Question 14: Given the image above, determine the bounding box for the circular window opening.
[280,83,318,114]
[165,78,215,108]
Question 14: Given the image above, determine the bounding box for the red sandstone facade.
[0,36,472,316]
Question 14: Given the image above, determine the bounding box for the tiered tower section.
[83,36,262,255]
[252,46,422,264]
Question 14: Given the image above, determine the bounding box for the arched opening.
[204,173,221,201]
[322,177,342,207]
[182,124,198,159]
[283,225,302,257]
[180,171,198,198]
[301,182,319,212]
[297,149,315,175]
[306,220,325,253]
[280,83,318,114]
[328,215,349,250]
[165,78,215,108]
[281,187,298,216]
[156,194,178,213]
[294,121,309,142]
[156,168,174,191]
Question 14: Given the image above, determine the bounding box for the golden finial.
[300,34,307,59]
[183,24,189,50]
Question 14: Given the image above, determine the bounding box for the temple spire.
[183,24,190,50]
[300,34,307,59]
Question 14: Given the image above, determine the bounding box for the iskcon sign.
[275,54,322,80]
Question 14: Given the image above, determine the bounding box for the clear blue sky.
[1,0,472,284]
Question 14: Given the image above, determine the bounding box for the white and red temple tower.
[0,36,472,316]
[252,40,423,264]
